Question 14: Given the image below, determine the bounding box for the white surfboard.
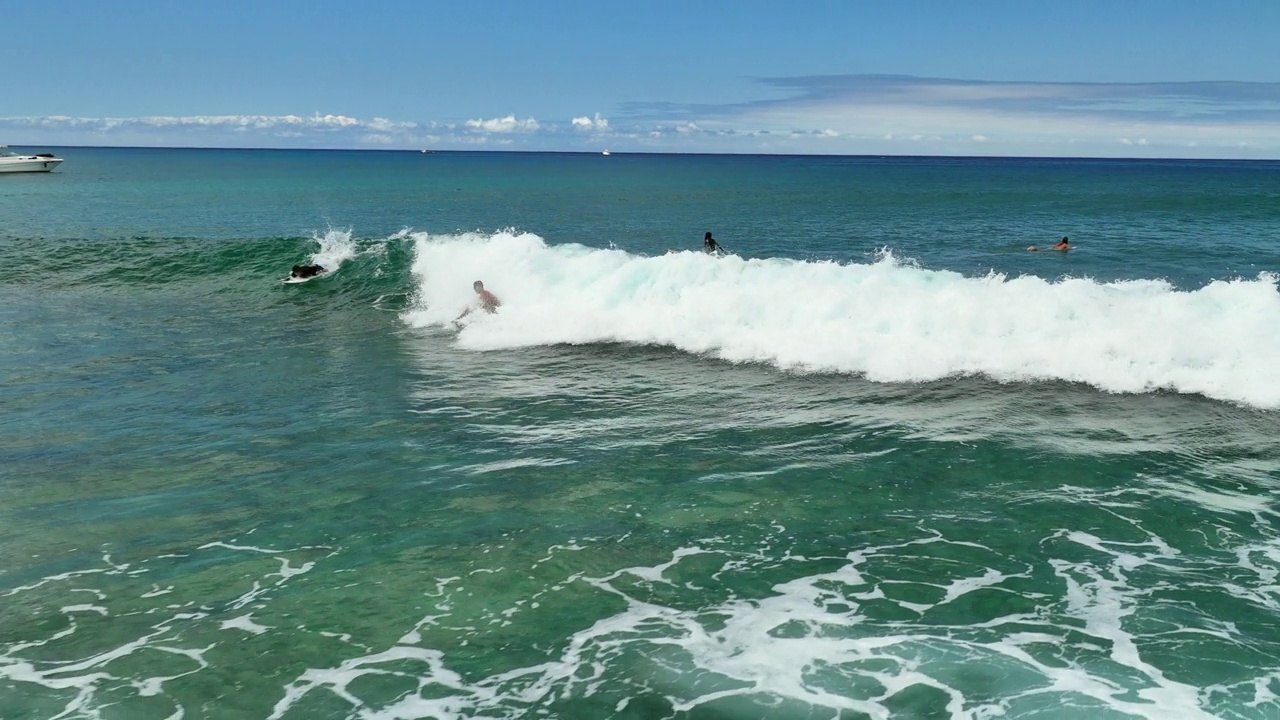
[281,271,328,284]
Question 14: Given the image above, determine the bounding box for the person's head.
[704,232,713,241]
[473,280,484,292]
[1061,236,1069,243]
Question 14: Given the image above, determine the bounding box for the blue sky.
[4,0,1279,157]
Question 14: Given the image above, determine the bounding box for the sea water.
[2,148,1280,719]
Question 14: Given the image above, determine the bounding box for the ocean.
[3,147,1280,719]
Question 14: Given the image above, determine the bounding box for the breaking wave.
[401,230,1280,409]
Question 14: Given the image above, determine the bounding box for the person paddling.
[290,264,328,278]
[1028,236,1070,252]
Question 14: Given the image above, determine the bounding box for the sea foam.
[401,231,1280,409]
[310,227,360,269]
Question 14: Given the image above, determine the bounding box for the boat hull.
[0,157,64,173]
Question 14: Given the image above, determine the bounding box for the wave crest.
[401,231,1280,408]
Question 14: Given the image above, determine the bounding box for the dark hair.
[704,232,713,240]
[1061,236,1069,242]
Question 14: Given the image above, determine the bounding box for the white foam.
[220,614,272,635]
[401,231,1280,408]
[59,604,109,616]
[0,541,328,719]
[233,516,1280,720]
[310,227,359,270]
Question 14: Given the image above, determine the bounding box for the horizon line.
[7,144,1278,163]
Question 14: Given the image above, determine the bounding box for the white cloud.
[367,117,417,132]
[2,113,370,131]
[6,74,1279,157]
[0,112,444,150]
[464,114,540,133]
[618,75,1280,157]
[571,113,609,131]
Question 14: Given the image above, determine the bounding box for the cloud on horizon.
[0,113,421,147]
[571,113,610,132]
[620,75,1280,157]
[463,114,540,133]
[3,76,1278,157]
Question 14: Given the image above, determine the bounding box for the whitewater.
[400,230,1280,409]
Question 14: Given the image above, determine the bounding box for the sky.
[3,0,1279,158]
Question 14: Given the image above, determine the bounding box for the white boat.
[601,150,611,156]
[0,146,64,173]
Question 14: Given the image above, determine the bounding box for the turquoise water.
[3,148,1280,719]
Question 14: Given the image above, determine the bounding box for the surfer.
[290,264,328,279]
[703,232,720,254]
[474,280,501,312]
[457,280,501,320]
[1027,236,1070,252]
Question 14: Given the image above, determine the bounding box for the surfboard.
[281,271,327,284]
